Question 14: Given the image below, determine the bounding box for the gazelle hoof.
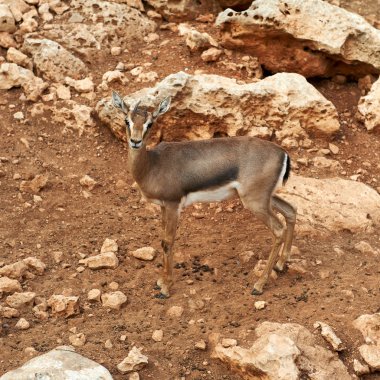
[154,292,169,299]
[251,288,263,296]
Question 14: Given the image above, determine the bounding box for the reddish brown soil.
[0,2,380,379]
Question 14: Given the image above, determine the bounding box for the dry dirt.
[1,1,380,379]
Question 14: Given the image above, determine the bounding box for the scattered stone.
[195,340,207,350]
[20,174,48,194]
[102,70,126,84]
[354,241,378,255]
[80,252,119,270]
[0,31,16,48]
[0,4,16,33]
[87,288,101,302]
[131,247,157,261]
[201,47,223,62]
[56,85,71,100]
[105,339,113,349]
[253,260,278,280]
[47,294,80,317]
[65,76,94,93]
[69,333,86,347]
[221,338,237,348]
[353,358,371,376]
[0,276,22,293]
[329,143,339,154]
[101,291,127,310]
[0,305,20,318]
[15,318,30,330]
[6,48,32,69]
[6,292,36,309]
[152,329,163,342]
[79,175,97,190]
[111,46,122,56]
[254,301,267,310]
[239,250,255,263]
[314,321,345,351]
[0,346,113,379]
[117,346,148,373]
[108,281,119,290]
[128,372,140,380]
[101,238,118,253]
[178,24,218,52]
[167,305,184,318]
[357,76,380,132]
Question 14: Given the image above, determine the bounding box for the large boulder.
[22,38,88,81]
[216,0,380,78]
[356,77,380,133]
[280,175,380,236]
[0,346,113,380]
[210,322,351,380]
[28,0,156,56]
[96,71,339,145]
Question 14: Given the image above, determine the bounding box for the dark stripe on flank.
[183,166,239,194]
[283,153,291,185]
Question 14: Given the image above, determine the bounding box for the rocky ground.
[0,0,380,379]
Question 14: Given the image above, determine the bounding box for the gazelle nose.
[130,139,142,144]
[130,139,143,149]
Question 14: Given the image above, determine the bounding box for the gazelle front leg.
[156,202,180,299]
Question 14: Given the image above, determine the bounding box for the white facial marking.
[183,181,240,207]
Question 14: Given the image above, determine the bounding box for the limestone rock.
[0,305,20,318]
[31,0,156,56]
[101,238,118,253]
[117,346,148,373]
[20,174,48,193]
[69,333,86,347]
[47,294,80,317]
[201,47,223,62]
[0,31,16,48]
[131,247,157,261]
[152,329,163,342]
[65,76,94,93]
[79,175,97,191]
[87,288,101,302]
[359,345,380,370]
[0,276,22,293]
[22,38,88,81]
[167,305,184,318]
[0,62,48,101]
[101,291,127,310]
[6,292,36,309]
[314,321,345,351]
[353,313,380,345]
[280,175,380,235]
[216,0,380,78]
[6,48,32,69]
[254,301,266,310]
[0,346,113,380]
[357,77,380,133]
[80,252,119,269]
[353,359,370,376]
[0,4,16,33]
[96,71,339,144]
[178,24,218,52]
[210,322,351,380]
[15,318,30,330]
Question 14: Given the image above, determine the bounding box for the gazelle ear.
[112,91,129,114]
[153,96,171,119]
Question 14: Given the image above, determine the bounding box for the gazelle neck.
[128,144,150,184]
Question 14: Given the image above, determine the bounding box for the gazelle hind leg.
[241,196,285,295]
[271,195,296,272]
[156,202,179,299]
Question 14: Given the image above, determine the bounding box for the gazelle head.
[112,91,171,150]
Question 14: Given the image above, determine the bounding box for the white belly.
[182,181,240,207]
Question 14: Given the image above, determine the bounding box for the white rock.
[0,31,16,48]
[216,0,380,78]
[96,71,339,143]
[167,305,184,318]
[178,24,218,52]
[254,301,267,310]
[0,276,22,293]
[314,321,345,351]
[0,305,20,318]
[128,372,140,380]
[353,358,370,375]
[102,70,126,84]
[195,340,207,350]
[6,292,36,309]
[87,288,101,302]
[6,48,32,69]
[357,77,380,132]
[0,346,113,379]
[47,294,80,317]
[79,174,97,190]
[101,291,127,310]
[69,333,86,347]
[0,4,16,33]
[20,174,48,194]
[65,76,94,93]
[221,338,237,348]
[22,38,88,82]
[104,339,113,349]
[131,247,157,261]
[117,346,148,373]
[152,329,163,342]
[80,252,119,269]
[111,46,122,56]
[15,318,30,330]
[353,313,380,345]
[101,238,118,253]
[354,241,378,255]
[281,176,380,235]
[201,47,223,62]
[56,85,71,100]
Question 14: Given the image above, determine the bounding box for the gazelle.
[112,91,296,298]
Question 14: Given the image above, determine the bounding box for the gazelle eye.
[146,122,153,129]
[125,118,130,126]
